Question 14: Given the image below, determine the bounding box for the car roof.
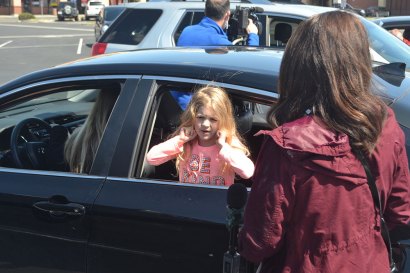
[103,5,126,9]
[0,47,283,93]
[373,16,410,27]
[2,47,409,124]
[120,1,336,17]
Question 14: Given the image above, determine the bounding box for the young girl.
[146,86,255,186]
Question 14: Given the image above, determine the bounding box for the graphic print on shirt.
[182,153,225,185]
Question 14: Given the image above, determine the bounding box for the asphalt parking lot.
[0,15,95,85]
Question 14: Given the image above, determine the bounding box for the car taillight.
[91,42,107,56]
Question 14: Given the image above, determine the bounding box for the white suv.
[91,1,410,71]
[85,0,105,20]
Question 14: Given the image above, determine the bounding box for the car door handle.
[33,201,86,217]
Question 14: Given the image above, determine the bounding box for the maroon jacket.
[238,108,410,273]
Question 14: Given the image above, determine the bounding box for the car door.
[0,76,134,273]
[87,78,275,273]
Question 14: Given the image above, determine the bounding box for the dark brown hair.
[268,11,386,154]
[205,0,230,21]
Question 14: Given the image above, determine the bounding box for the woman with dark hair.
[238,11,410,273]
[403,28,410,46]
[390,28,410,46]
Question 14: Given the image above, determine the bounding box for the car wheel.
[85,16,89,20]
[58,16,64,21]
[75,16,79,21]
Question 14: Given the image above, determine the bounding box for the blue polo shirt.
[177,17,259,46]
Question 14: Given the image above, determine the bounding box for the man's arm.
[246,19,259,46]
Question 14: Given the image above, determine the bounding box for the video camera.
[227,6,263,45]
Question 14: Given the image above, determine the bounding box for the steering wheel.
[10,118,51,169]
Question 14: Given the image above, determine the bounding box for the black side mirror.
[373,62,406,87]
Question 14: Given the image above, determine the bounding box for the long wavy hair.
[171,86,250,173]
[65,87,120,173]
[268,11,386,155]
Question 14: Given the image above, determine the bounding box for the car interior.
[0,81,122,173]
[0,79,275,187]
[141,85,273,187]
[269,18,299,47]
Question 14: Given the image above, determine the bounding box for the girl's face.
[194,105,219,147]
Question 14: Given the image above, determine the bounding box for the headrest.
[274,23,292,43]
[232,100,252,135]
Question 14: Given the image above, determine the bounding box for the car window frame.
[126,76,276,187]
[0,76,137,176]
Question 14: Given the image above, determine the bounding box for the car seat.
[232,99,253,135]
[274,22,292,46]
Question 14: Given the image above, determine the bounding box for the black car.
[57,2,79,21]
[365,6,390,17]
[0,47,409,273]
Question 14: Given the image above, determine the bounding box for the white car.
[85,0,104,20]
[91,1,410,72]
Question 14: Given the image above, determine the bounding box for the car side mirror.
[373,62,406,87]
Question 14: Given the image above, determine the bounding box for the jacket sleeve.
[238,136,296,263]
[146,136,184,166]
[385,127,410,228]
[246,33,259,46]
[219,143,255,179]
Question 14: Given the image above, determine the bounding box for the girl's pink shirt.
[146,136,255,186]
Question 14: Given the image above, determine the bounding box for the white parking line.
[0,23,93,32]
[77,38,83,54]
[0,40,12,47]
[0,44,79,49]
[0,34,93,39]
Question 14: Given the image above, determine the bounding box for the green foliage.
[18,12,36,21]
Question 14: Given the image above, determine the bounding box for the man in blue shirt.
[177,0,259,46]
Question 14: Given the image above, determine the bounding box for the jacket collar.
[200,17,226,35]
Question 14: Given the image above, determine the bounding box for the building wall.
[351,0,377,9]
[389,0,410,15]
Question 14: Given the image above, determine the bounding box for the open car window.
[138,84,274,187]
[0,80,123,174]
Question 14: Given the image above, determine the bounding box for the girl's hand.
[179,126,197,143]
[217,130,226,148]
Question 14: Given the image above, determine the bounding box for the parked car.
[372,16,410,45]
[85,0,104,20]
[372,16,410,30]
[94,5,126,41]
[91,1,410,72]
[365,6,390,17]
[57,2,79,21]
[333,2,366,16]
[0,46,409,273]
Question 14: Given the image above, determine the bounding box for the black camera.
[227,6,263,45]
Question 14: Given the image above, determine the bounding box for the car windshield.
[361,17,410,71]
[105,8,124,21]
[0,90,89,115]
[90,1,103,5]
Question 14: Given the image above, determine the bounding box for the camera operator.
[177,0,259,46]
